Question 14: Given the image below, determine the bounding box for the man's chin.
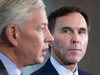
[37,57,44,64]
[69,60,80,64]
[66,58,80,65]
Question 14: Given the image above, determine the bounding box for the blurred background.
[23,0,100,75]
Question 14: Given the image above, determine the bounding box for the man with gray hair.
[0,0,54,75]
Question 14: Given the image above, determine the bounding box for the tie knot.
[21,72,23,75]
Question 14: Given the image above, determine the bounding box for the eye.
[41,27,44,30]
[63,30,69,33]
[78,30,85,34]
[40,25,45,31]
[78,28,87,35]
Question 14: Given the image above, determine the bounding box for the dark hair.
[48,6,90,52]
[48,6,90,35]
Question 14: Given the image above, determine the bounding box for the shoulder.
[31,59,58,75]
[78,69,93,75]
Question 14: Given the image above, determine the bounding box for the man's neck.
[64,63,77,73]
[0,52,21,75]
[0,48,24,71]
[52,54,77,73]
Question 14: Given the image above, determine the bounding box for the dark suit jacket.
[31,59,93,75]
[0,60,8,75]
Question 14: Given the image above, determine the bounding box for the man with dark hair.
[31,6,93,75]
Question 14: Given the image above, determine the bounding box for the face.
[51,12,88,65]
[16,8,54,65]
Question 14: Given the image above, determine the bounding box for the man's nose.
[44,28,54,43]
[70,33,80,44]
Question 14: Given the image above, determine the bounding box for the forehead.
[28,8,48,24]
[55,12,87,30]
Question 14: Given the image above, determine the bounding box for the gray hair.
[0,0,45,43]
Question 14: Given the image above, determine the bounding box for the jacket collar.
[0,60,8,75]
[43,58,59,75]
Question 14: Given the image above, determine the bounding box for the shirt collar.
[50,56,78,75]
[0,52,21,75]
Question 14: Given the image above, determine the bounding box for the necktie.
[21,72,23,75]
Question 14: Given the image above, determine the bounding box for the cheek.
[82,39,88,55]
[23,33,43,53]
[32,37,43,46]
[29,32,44,46]
[52,37,66,54]
[53,37,63,48]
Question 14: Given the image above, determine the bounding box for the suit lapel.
[78,69,93,75]
[43,59,59,75]
[0,60,6,69]
[78,69,85,75]
[0,60,8,75]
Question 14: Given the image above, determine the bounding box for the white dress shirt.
[50,56,79,75]
[0,52,22,75]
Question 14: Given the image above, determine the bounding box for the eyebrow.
[61,27,72,31]
[42,22,48,26]
[61,26,87,32]
[79,28,87,32]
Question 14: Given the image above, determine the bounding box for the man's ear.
[5,25,19,46]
